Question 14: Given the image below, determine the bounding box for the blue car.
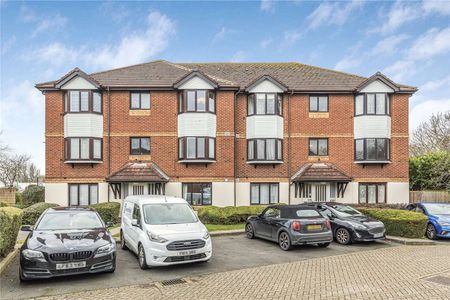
[406,202,450,239]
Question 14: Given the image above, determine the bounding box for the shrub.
[197,206,267,225]
[356,208,428,238]
[0,202,9,207]
[22,185,45,207]
[90,202,121,225]
[0,207,23,257]
[22,202,59,225]
[15,192,23,207]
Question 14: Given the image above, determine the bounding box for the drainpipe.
[233,89,242,207]
[107,86,111,202]
[287,90,294,204]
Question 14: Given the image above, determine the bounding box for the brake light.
[292,221,301,231]
[325,219,331,230]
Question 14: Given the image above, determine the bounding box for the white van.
[120,195,212,269]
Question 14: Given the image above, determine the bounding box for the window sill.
[308,112,329,118]
[354,160,391,164]
[178,159,216,164]
[247,160,283,165]
[64,160,103,164]
[308,156,329,161]
[129,155,151,161]
[129,110,151,116]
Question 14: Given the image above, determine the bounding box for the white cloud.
[409,98,450,131]
[1,35,16,55]
[30,11,176,70]
[407,27,450,60]
[283,30,302,46]
[230,51,246,62]
[334,57,362,72]
[383,60,417,82]
[370,34,410,55]
[260,38,273,49]
[212,27,237,43]
[419,75,450,93]
[260,0,274,12]
[422,0,450,16]
[306,0,362,30]
[376,1,420,34]
[20,4,67,38]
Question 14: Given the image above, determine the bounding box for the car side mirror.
[105,221,114,228]
[21,225,33,231]
[131,219,139,227]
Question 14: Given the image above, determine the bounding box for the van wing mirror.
[131,219,139,226]
[21,225,33,232]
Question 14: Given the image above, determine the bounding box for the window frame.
[129,91,151,110]
[178,137,216,161]
[182,183,212,206]
[354,93,390,116]
[129,137,151,155]
[247,93,283,116]
[178,90,216,114]
[64,90,102,114]
[68,183,99,206]
[358,183,386,204]
[247,138,283,162]
[309,95,329,112]
[308,138,329,156]
[354,138,390,161]
[64,137,103,161]
[250,183,280,205]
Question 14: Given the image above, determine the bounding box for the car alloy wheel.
[120,231,128,250]
[336,228,351,245]
[138,244,148,270]
[278,232,292,251]
[426,224,437,240]
[245,223,255,239]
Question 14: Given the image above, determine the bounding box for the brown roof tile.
[106,161,169,183]
[291,163,352,182]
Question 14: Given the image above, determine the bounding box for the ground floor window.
[250,183,279,205]
[69,184,98,206]
[359,183,386,204]
[182,183,212,205]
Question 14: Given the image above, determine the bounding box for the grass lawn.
[205,223,245,232]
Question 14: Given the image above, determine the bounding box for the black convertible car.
[20,207,116,281]
[304,202,385,245]
[245,205,333,250]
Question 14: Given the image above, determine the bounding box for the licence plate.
[307,224,322,231]
[56,261,86,270]
[373,233,383,238]
[177,250,198,256]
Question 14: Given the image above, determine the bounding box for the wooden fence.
[0,187,17,205]
[409,191,450,203]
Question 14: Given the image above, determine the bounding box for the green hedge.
[90,202,121,225]
[197,206,267,225]
[0,202,9,207]
[22,202,59,225]
[356,208,428,238]
[0,207,23,257]
[22,185,45,207]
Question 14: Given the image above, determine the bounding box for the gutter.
[233,89,242,207]
[107,86,111,202]
[287,90,294,204]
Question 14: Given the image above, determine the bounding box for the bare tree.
[410,111,450,156]
[0,153,31,187]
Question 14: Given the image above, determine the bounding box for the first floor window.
[182,183,212,205]
[65,90,102,113]
[309,138,328,156]
[130,92,151,109]
[69,184,98,206]
[247,93,282,116]
[359,183,386,204]
[355,138,389,161]
[178,90,215,113]
[130,137,150,155]
[309,95,328,112]
[178,137,215,160]
[65,138,102,161]
[355,93,389,116]
[247,139,282,161]
[250,183,279,205]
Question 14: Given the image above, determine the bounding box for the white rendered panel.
[60,77,97,90]
[360,80,394,93]
[248,79,284,93]
[64,114,103,138]
[246,115,284,139]
[354,115,391,139]
[178,76,214,90]
[178,113,216,137]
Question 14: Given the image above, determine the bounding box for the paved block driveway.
[1,236,450,299]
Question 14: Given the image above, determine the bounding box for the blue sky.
[1,0,449,173]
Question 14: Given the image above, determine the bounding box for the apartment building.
[36,60,416,207]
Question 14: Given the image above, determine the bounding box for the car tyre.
[317,242,330,248]
[335,228,352,245]
[278,231,293,251]
[120,230,128,250]
[245,223,255,239]
[426,223,437,240]
[138,244,148,270]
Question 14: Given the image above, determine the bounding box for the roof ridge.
[90,59,172,76]
[291,62,367,80]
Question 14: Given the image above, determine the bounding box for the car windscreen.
[142,203,198,225]
[36,211,104,230]
[329,205,362,218]
[281,208,322,219]
[422,203,450,215]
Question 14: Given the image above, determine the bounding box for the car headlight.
[349,222,366,230]
[438,221,450,226]
[94,243,116,258]
[147,231,168,243]
[22,249,46,261]
[202,231,210,240]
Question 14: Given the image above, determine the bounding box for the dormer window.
[247,93,282,116]
[64,91,102,114]
[178,90,215,113]
[355,93,390,116]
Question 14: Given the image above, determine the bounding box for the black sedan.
[245,205,333,251]
[20,207,116,281]
[304,202,385,245]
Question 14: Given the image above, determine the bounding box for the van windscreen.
[142,203,198,225]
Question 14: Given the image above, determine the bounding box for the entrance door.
[315,184,327,202]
